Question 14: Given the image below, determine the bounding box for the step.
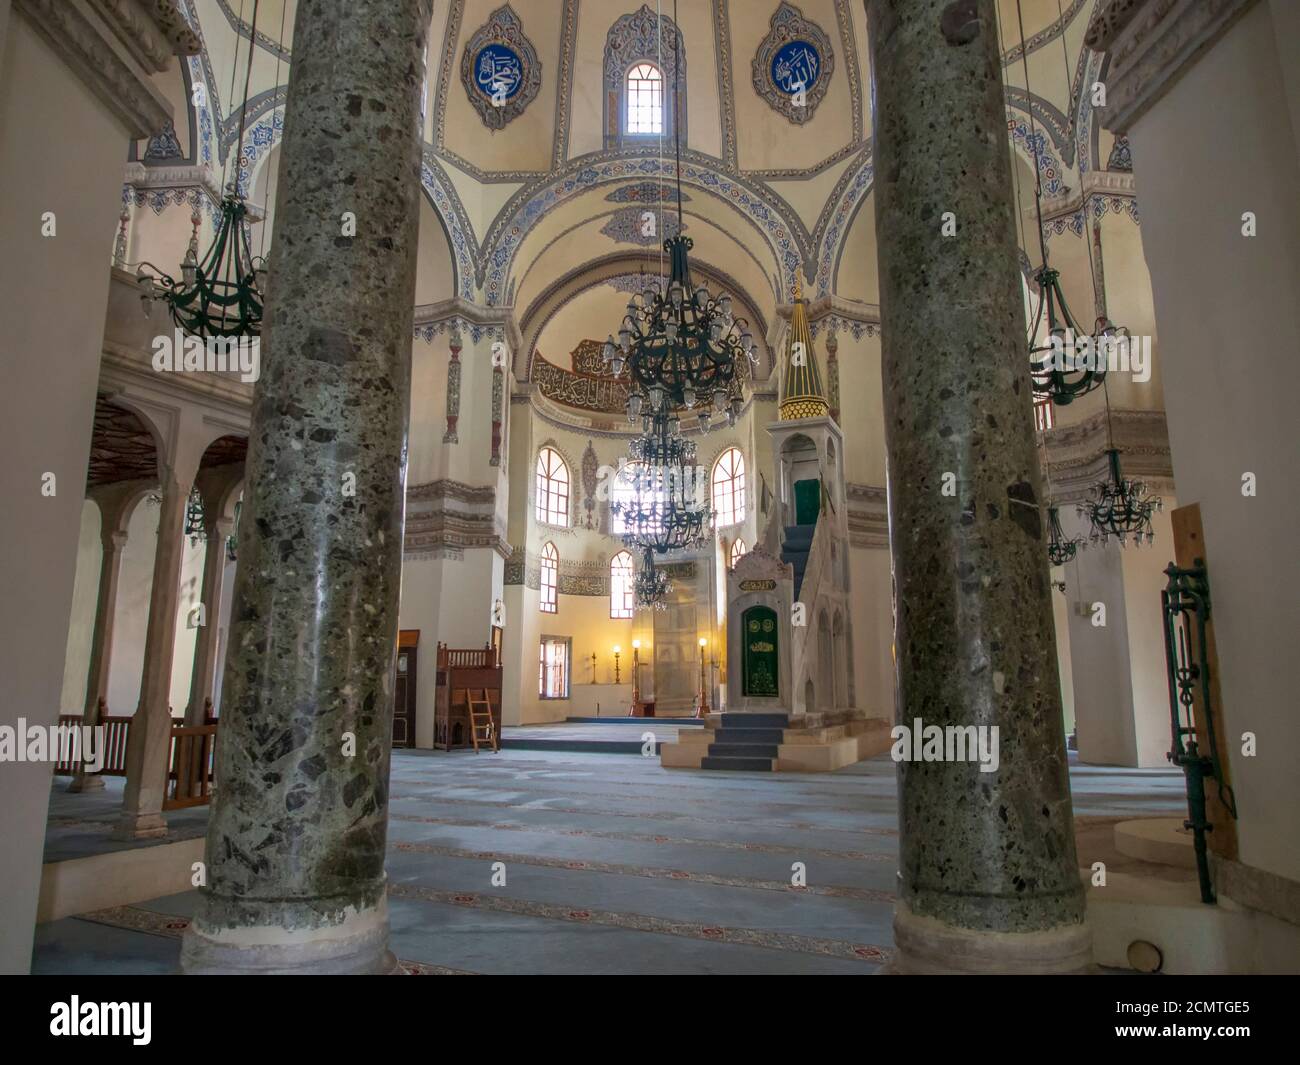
[700,755,774,772]
[707,742,781,759]
[711,727,785,744]
[719,712,789,729]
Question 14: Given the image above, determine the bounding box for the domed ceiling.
[174,0,1105,383]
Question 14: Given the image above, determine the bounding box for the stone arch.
[479,150,813,306]
[517,252,775,383]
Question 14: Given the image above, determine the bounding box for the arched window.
[539,541,559,614]
[609,460,665,536]
[625,63,663,135]
[535,447,569,526]
[712,447,746,528]
[729,537,747,570]
[610,550,634,619]
[604,8,683,148]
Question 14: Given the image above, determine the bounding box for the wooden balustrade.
[53,712,219,810]
[434,642,503,751]
[437,644,500,669]
[52,714,132,776]
[164,724,218,810]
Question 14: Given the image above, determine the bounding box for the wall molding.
[15,0,192,139]
[1086,0,1262,133]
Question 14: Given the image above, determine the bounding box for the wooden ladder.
[466,689,499,753]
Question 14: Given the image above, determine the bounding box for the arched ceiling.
[182,0,1104,324]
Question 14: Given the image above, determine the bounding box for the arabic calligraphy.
[475,44,523,100]
[771,40,820,95]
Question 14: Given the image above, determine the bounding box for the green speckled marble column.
[865,0,1088,972]
[181,0,432,974]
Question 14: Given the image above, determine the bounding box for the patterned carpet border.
[393,841,895,901]
[387,883,892,965]
[390,812,896,862]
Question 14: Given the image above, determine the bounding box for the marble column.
[183,508,235,727]
[865,0,1087,972]
[114,473,190,839]
[181,0,432,974]
[68,498,131,792]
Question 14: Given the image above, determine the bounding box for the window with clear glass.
[610,460,664,536]
[535,447,570,526]
[625,62,664,135]
[610,550,634,619]
[539,541,559,614]
[712,447,746,528]
[729,537,747,570]
[539,636,570,699]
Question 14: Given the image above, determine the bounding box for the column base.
[885,900,1093,974]
[111,811,168,840]
[181,897,397,975]
[66,773,106,792]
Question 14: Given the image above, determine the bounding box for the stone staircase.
[660,711,893,772]
[699,712,790,771]
[780,523,815,598]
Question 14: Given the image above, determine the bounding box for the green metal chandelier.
[1009,0,1126,407]
[1045,504,1085,566]
[603,0,752,431]
[1078,448,1162,546]
[136,0,267,339]
[137,192,266,339]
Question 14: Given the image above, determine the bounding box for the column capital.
[102,528,130,553]
[1087,0,1262,133]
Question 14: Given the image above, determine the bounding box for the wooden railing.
[164,724,218,809]
[54,712,219,810]
[437,644,499,669]
[52,713,131,776]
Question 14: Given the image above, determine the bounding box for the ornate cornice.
[846,483,888,548]
[1086,0,1262,133]
[15,0,182,138]
[88,0,199,70]
[404,479,510,559]
[407,479,498,506]
[1039,408,1174,504]
[412,298,520,352]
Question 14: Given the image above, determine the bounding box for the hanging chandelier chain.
[1014,0,1049,268]
[672,0,683,230]
[235,0,262,174]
